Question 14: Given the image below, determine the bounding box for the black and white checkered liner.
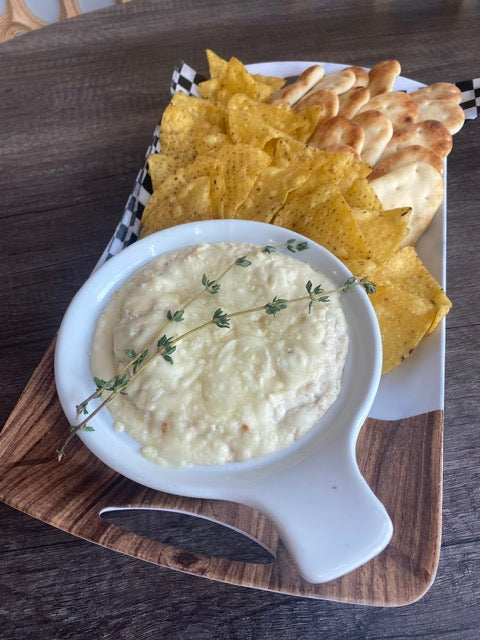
[455,78,480,120]
[170,62,205,98]
[96,64,479,269]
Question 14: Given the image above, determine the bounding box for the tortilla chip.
[373,246,452,334]
[351,206,411,261]
[160,93,226,166]
[275,188,370,260]
[345,247,451,370]
[369,284,436,372]
[228,105,287,149]
[205,50,285,91]
[140,174,214,237]
[193,133,230,156]
[238,161,312,223]
[227,93,323,143]
[252,73,285,91]
[206,49,228,79]
[147,154,178,191]
[343,258,378,280]
[342,177,383,210]
[206,143,271,217]
[270,136,319,167]
[200,56,278,104]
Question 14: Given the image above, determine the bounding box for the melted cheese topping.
[91,243,348,466]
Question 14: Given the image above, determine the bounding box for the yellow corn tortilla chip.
[206,49,228,79]
[252,73,285,91]
[373,246,452,334]
[200,56,278,104]
[369,284,437,373]
[206,143,271,217]
[223,57,278,102]
[275,188,370,260]
[345,247,451,370]
[342,177,383,210]
[228,103,288,149]
[142,153,227,234]
[197,77,221,101]
[147,154,178,191]
[205,49,285,91]
[281,152,364,204]
[336,159,372,192]
[193,133,230,156]
[160,93,226,166]
[227,93,323,143]
[343,258,378,280]
[305,151,369,191]
[237,161,313,223]
[272,136,319,167]
[429,289,452,334]
[140,174,214,237]
[351,206,411,261]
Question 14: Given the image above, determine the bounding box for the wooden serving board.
[0,339,443,606]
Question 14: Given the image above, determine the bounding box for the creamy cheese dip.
[91,242,348,467]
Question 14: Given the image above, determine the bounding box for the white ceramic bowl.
[55,219,392,583]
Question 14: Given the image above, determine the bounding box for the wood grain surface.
[1,0,479,638]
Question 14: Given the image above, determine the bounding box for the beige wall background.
[0,0,132,42]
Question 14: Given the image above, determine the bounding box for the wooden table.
[1,1,479,637]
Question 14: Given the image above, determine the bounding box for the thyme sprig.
[57,239,374,461]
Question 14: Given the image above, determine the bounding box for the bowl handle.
[244,434,393,584]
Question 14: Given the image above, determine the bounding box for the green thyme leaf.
[167,309,185,322]
[306,281,329,312]
[236,257,252,268]
[360,278,376,295]
[157,334,176,363]
[93,376,107,390]
[342,276,357,292]
[157,335,175,350]
[202,273,221,294]
[76,401,89,415]
[113,374,128,393]
[132,348,148,374]
[212,308,231,328]
[286,239,309,253]
[265,297,288,316]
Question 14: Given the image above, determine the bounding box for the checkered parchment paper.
[96,62,480,269]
